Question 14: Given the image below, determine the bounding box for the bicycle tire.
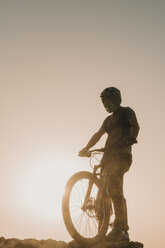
[62,171,110,245]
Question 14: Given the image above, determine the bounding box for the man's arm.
[84,127,106,150]
[129,115,140,139]
[79,127,106,156]
[126,108,140,145]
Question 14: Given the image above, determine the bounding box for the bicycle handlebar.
[79,148,105,158]
[89,148,105,153]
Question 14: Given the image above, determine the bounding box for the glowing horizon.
[0,1,165,248]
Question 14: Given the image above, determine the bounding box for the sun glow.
[19,157,78,220]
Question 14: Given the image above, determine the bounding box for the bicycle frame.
[62,148,114,244]
[82,150,112,218]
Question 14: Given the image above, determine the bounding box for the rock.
[0,237,67,248]
[127,241,143,248]
[0,237,143,248]
[66,240,144,248]
[67,240,83,248]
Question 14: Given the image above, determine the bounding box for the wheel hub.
[84,197,97,218]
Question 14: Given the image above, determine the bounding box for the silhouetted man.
[79,87,140,241]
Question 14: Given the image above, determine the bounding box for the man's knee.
[110,193,124,202]
[108,176,123,197]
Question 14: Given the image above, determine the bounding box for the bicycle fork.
[81,165,108,212]
[81,176,95,211]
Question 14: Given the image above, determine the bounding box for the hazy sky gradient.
[0,1,165,248]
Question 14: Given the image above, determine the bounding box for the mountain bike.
[62,148,113,245]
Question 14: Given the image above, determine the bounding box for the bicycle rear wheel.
[62,171,110,245]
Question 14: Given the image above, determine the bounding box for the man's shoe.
[105,228,123,241]
[106,228,130,242]
[124,231,130,241]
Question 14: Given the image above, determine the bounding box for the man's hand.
[125,137,138,146]
[78,148,91,157]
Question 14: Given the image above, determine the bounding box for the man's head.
[100,87,121,113]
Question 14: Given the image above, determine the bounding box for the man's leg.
[106,154,131,240]
[123,197,129,232]
[109,174,129,231]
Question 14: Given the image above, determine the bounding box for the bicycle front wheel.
[62,171,110,245]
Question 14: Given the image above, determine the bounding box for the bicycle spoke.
[88,217,94,237]
[93,217,98,234]
[66,174,108,239]
[72,213,84,226]
[80,179,87,199]
[70,206,81,214]
[77,214,83,233]
[83,214,88,237]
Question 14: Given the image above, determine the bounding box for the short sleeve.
[124,107,138,122]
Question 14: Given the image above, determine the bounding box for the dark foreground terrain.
[0,237,143,248]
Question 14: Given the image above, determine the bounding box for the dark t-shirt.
[101,106,139,153]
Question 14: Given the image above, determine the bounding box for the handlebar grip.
[78,150,91,157]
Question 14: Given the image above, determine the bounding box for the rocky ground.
[0,237,143,248]
[0,237,67,248]
[68,240,143,248]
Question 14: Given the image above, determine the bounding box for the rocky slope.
[0,237,143,248]
[0,237,67,248]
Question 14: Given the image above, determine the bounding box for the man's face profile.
[102,98,118,113]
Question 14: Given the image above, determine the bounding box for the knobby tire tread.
[62,171,110,245]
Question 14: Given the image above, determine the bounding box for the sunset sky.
[0,1,165,248]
